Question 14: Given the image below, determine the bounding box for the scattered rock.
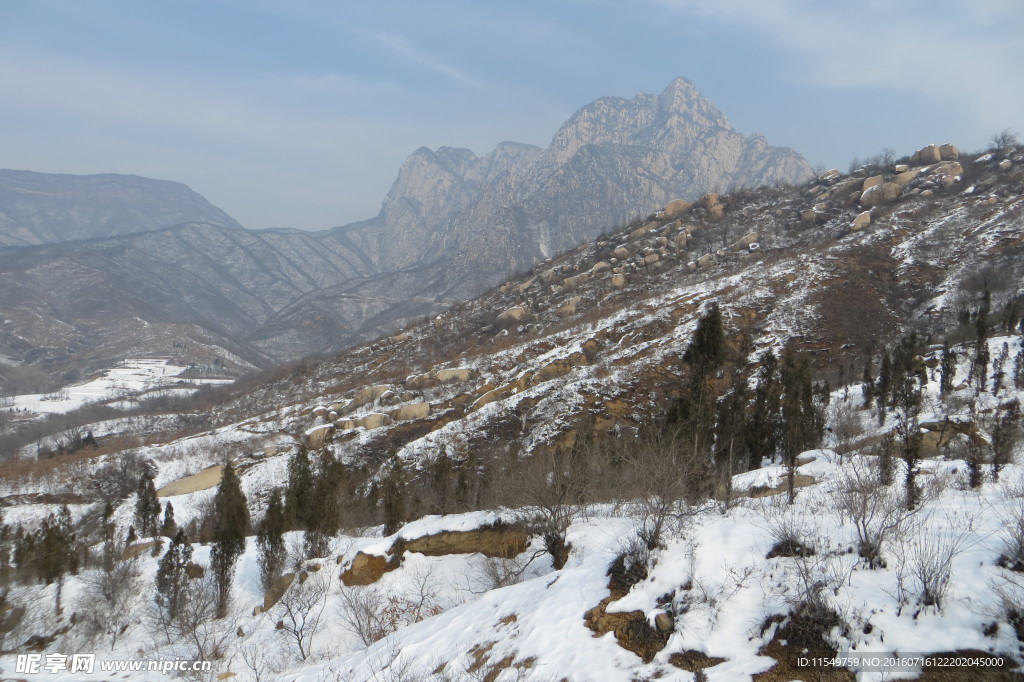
[860,182,901,208]
[892,168,921,187]
[663,198,692,217]
[390,402,430,421]
[912,144,942,164]
[818,169,841,183]
[852,211,871,230]
[497,306,528,323]
[436,368,475,384]
[862,175,883,191]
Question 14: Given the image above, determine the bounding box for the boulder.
[860,182,901,208]
[563,273,590,289]
[556,296,581,317]
[405,373,440,390]
[939,143,960,161]
[894,164,909,173]
[929,161,963,188]
[674,232,689,249]
[643,253,660,266]
[590,261,612,275]
[892,168,921,187]
[852,211,871,230]
[360,413,393,430]
[818,169,841,183]
[707,203,725,221]
[436,368,474,384]
[696,253,714,268]
[612,246,630,260]
[305,424,334,449]
[862,175,883,191]
[731,232,759,249]
[497,306,528,323]
[390,402,430,421]
[800,209,816,225]
[353,385,390,407]
[916,144,942,164]
[663,199,692,218]
[999,159,1013,171]
[610,273,627,288]
[700,193,720,208]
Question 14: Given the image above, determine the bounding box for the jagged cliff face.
[0,171,243,246]
[347,78,812,296]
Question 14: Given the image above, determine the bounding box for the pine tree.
[134,471,160,538]
[779,346,824,503]
[861,348,875,409]
[745,350,782,469]
[939,342,956,398]
[210,462,249,618]
[36,505,77,613]
[160,502,177,538]
[683,303,726,378]
[382,456,405,536]
[285,449,314,530]
[256,489,288,592]
[155,529,193,621]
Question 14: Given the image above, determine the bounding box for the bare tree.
[275,566,332,661]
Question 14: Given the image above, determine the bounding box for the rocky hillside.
[343,77,812,297]
[0,141,1021,681]
[0,170,243,246]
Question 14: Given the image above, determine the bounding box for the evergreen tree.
[36,506,77,613]
[779,346,824,503]
[155,529,193,621]
[159,502,177,538]
[256,489,288,592]
[134,471,160,538]
[861,349,875,409]
[745,350,782,469]
[1014,342,1024,390]
[939,342,956,398]
[285,449,314,530]
[210,462,249,618]
[683,303,726,379]
[382,456,405,536]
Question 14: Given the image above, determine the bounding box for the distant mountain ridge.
[0,78,812,386]
[343,77,812,296]
[0,170,243,246]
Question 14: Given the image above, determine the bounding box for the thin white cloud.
[648,0,1024,135]
[289,73,405,98]
[364,30,484,90]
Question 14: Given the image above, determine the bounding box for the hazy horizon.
[2,0,1022,230]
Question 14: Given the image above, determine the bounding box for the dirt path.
[157,465,224,497]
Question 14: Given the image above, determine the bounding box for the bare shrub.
[75,553,142,650]
[834,458,913,568]
[890,510,979,612]
[275,566,332,661]
[337,565,442,647]
[997,504,1024,572]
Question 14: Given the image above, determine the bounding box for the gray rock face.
[0,171,243,246]
[343,78,812,297]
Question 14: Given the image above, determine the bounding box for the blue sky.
[2,0,1022,230]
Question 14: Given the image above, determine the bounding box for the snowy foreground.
[3,449,1024,681]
